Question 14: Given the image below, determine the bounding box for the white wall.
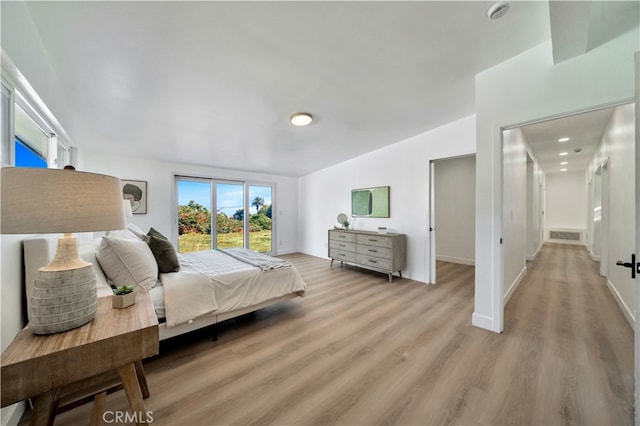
[79,149,300,255]
[434,155,475,265]
[502,128,528,301]
[544,170,587,244]
[299,115,476,283]
[587,103,636,327]
[475,29,639,332]
[526,155,544,260]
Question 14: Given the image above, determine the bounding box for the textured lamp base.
[29,265,97,335]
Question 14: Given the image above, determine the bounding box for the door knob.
[615,253,637,279]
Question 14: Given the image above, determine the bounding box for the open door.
[634,51,639,426]
[429,160,436,284]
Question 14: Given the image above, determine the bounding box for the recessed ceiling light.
[487,1,510,20]
[558,137,570,142]
[560,161,568,165]
[559,152,568,156]
[561,168,567,172]
[290,112,313,126]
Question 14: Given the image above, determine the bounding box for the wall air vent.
[549,230,581,241]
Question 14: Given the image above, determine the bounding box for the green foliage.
[113,285,135,295]
[177,196,274,254]
[178,200,211,235]
[216,212,243,234]
[178,231,272,253]
[251,196,264,213]
[249,213,271,232]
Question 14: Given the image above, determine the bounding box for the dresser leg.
[330,259,334,267]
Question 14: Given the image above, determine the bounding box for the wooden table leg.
[117,363,148,426]
[133,360,150,399]
[30,390,59,426]
[90,391,107,426]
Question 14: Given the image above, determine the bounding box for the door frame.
[633,51,639,426]
[427,153,476,284]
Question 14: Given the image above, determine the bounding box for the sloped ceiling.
[3,1,552,176]
[3,1,636,177]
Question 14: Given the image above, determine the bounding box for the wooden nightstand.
[1,290,159,426]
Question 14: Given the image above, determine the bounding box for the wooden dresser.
[328,229,406,282]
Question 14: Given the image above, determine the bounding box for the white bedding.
[160,249,306,327]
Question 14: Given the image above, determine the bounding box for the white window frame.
[1,53,72,168]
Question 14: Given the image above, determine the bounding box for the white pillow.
[96,236,158,290]
[78,239,112,296]
[127,223,147,240]
[109,228,141,240]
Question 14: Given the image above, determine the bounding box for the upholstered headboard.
[23,236,113,311]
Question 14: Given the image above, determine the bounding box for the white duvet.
[160,249,307,327]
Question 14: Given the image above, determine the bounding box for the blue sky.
[15,140,47,168]
[178,180,272,216]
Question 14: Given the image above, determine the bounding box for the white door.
[634,51,639,426]
[429,160,436,284]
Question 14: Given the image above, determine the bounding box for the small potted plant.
[112,285,135,309]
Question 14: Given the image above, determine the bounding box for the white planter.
[112,292,135,309]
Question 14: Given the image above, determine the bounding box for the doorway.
[428,154,476,284]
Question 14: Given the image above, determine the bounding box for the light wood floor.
[25,244,635,425]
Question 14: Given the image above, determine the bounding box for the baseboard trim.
[435,255,475,266]
[526,245,542,261]
[504,266,527,305]
[472,312,500,332]
[606,279,635,331]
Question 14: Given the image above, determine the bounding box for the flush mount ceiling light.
[487,1,510,20]
[558,137,570,142]
[561,168,568,172]
[559,152,569,156]
[290,112,313,126]
[561,161,568,165]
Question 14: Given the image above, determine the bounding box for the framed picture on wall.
[121,179,147,214]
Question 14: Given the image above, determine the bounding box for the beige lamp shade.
[1,167,125,234]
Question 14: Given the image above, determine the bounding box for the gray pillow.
[145,234,180,273]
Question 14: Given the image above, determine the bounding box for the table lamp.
[1,167,125,334]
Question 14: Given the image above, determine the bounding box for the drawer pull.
[368,239,378,242]
[339,244,345,247]
[339,254,346,257]
[368,249,378,253]
[368,259,377,264]
[338,235,346,238]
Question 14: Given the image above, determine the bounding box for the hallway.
[501,243,635,424]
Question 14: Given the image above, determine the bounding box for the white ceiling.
[519,106,616,175]
[6,1,636,177]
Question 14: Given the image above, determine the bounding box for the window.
[176,176,274,254]
[1,71,70,169]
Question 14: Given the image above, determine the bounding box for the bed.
[23,227,307,341]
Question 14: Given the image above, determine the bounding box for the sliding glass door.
[216,182,244,249]
[248,185,272,252]
[176,176,273,254]
[177,178,212,253]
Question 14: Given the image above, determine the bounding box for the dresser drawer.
[356,244,392,259]
[329,231,356,243]
[330,240,356,252]
[356,234,392,248]
[356,254,392,271]
[330,249,356,263]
